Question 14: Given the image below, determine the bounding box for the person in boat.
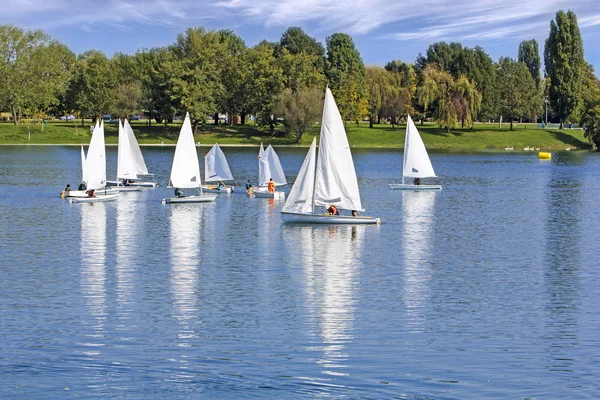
[352,210,357,217]
[268,178,275,193]
[174,188,183,198]
[122,178,129,186]
[86,189,96,197]
[78,183,86,191]
[217,180,225,190]
[245,180,253,190]
[414,177,421,185]
[64,184,71,193]
[327,205,340,216]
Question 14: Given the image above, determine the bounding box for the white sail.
[168,113,202,188]
[402,115,436,180]
[265,145,287,186]
[282,138,317,214]
[116,120,132,179]
[81,144,87,184]
[205,144,233,182]
[314,87,363,212]
[85,120,106,190]
[124,119,149,176]
[258,143,269,187]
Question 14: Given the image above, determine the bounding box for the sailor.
[174,188,183,198]
[245,180,253,190]
[267,178,275,193]
[64,184,71,193]
[327,205,340,216]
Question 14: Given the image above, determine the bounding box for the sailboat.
[389,115,441,190]
[162,113,217,204]
[71,120,119,203]
[280,88,380,224]
[106,119,157,188]
[252,143,287,200]
[202,144,235,193]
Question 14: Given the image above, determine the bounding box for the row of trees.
[1,10,600,145]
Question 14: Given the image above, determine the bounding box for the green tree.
[579,63,600,148]
[135,47,175,124]
[242,42,284,133]
[216,29,247,125]
[0,25,74,124]
[518,39,541,88]
[496,57,540,130]
[325,33,366,123]
[544,10,585,128]
[279,48,326,93]
[274,87,323,142]
[67,50,116,122]
[168,27,224,129]
[365,66,390,127]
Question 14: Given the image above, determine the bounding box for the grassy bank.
[0,120,590,150]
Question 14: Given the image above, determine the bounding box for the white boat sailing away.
[203,143,235,193]
[281,88,380,224]
[162,113,217,204]
[389,115,441,190]
[106,118,157,189]
[252,143,287,200]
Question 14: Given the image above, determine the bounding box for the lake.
[1,145,599,399]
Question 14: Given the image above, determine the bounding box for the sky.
[2,0,600,74]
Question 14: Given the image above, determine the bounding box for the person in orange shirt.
[267,178,275,193]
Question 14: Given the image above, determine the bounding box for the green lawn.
[0,119,590,151]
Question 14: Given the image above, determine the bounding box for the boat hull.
[70,194,119,203]
[281,212,381,225]
[106,180,158,188]
[389,184,442,191]
[107,186,142,192]
[162,195,217,204]
[202,185,234,194]
[254,189,285,200]
[61,189,118,198]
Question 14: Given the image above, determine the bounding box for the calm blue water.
[1,145,599,399]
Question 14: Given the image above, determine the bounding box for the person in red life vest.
[327,205,340,215]
[267,178,275,193]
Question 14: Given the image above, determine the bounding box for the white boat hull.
[61,189,119,198]
[253,189,285,200]
[202,185,234,193]
[162,195,217,204]
[106,180,158,188]
[107,186,142,192]
[281,212,380,225]
[70,194,119,203]
[389,184,442,191]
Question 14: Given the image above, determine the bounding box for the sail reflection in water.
[169,205,202,331]
[288,225,365,376]
[115,193,140,316]
[79,203,108,351]
[401,191,437,329]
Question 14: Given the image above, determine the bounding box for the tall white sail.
[85,120,106,190]
[282,138,317,214]
[117,120,132,179]
[124,119,149,176]
[81,144,87,185]
[314,87,363,211]
[168,113,202,188]
[205,144,233,182]
[258,143,269,187]
[402,115,436,180]
[265,145,287,186]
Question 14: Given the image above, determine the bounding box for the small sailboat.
[106,119,157,188]
[389,115,441,190]
[252,143,287,200]
[202,144,235,193]
[162,113,217,204]
[281,88,380,224]
[71,121,119,203]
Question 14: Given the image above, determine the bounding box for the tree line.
[1,10,600,146]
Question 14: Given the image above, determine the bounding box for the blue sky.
[3,0,600,74]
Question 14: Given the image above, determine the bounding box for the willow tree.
[417,64,480,132]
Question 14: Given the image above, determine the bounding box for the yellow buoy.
[538,152,551,160]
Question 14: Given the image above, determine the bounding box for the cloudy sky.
[2,0,600,73]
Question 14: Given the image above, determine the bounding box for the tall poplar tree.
[544,10,584,128]
[518,39,541,88]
